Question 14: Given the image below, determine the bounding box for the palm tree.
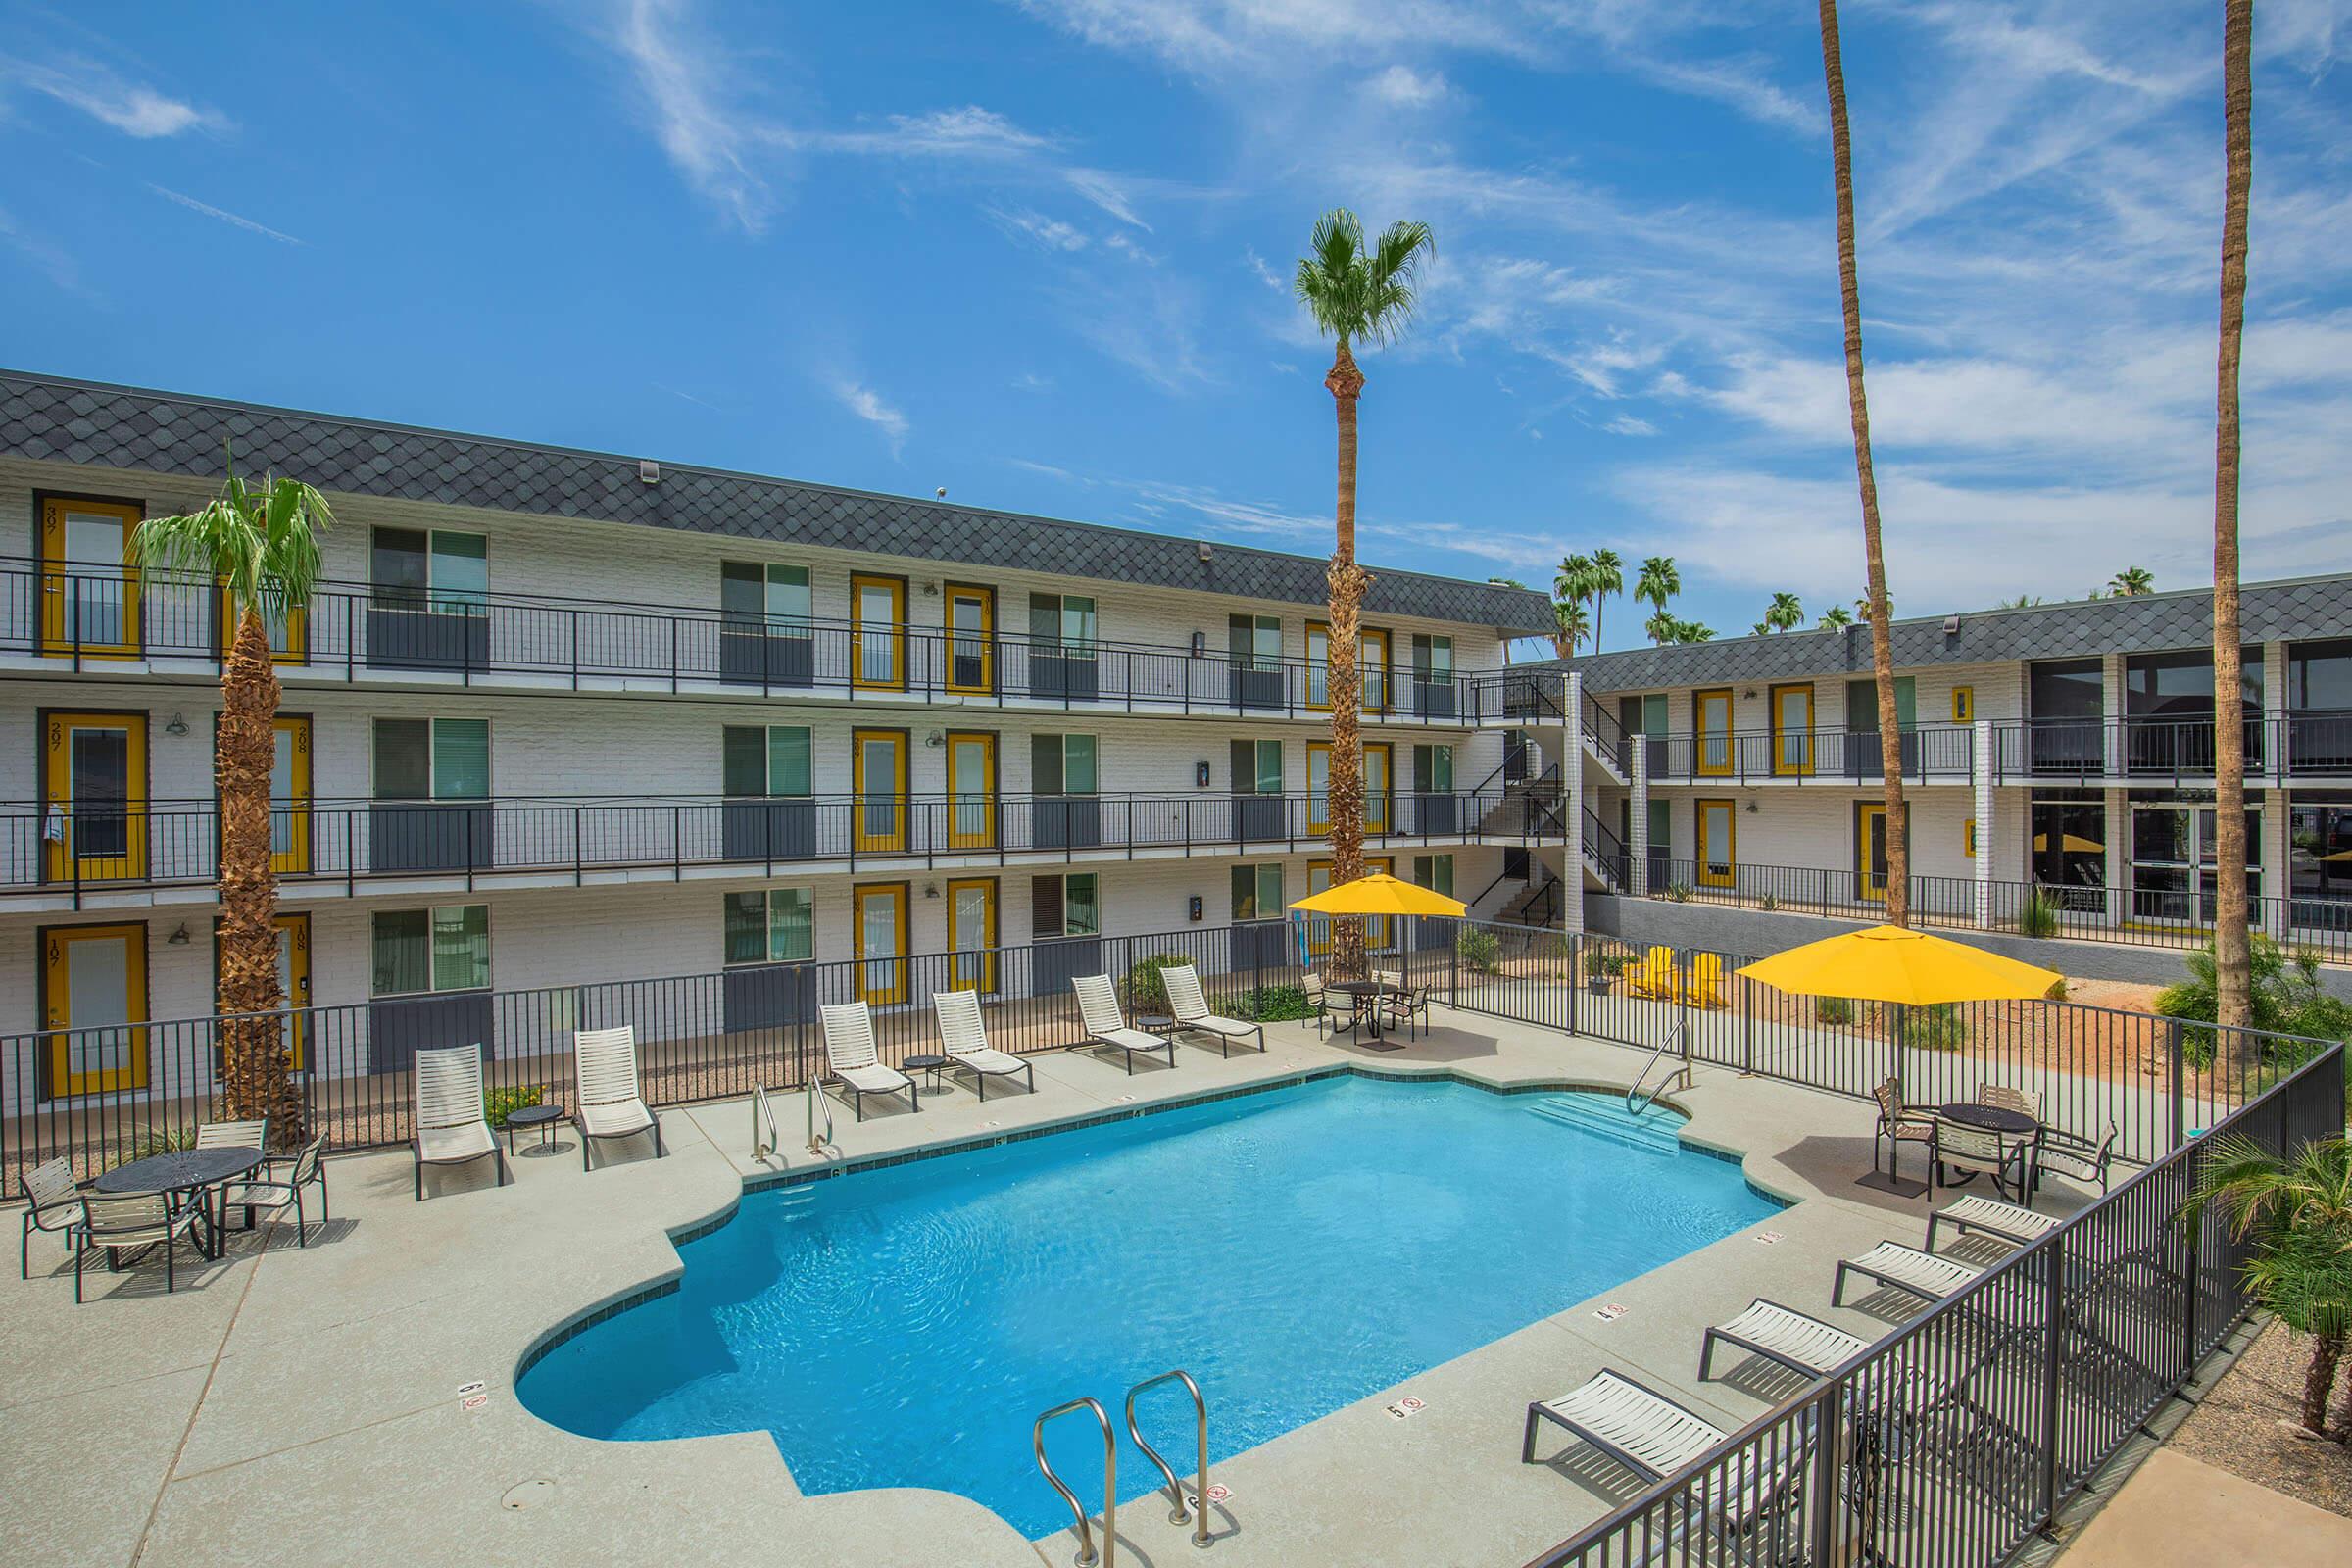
[1554,553,1595,658]
[1644,608,1677,646]
[132,464,334,1146]
[1751,621,1771,638]
[1551,598,1591,660]
[1589,548,1625,653]
[1635,556,1680,621]
[1766,591,1804,633]
[2180,1133,2351,1433]
[1818,0,1909,927]
[1296,207,1435,980]
[1819,605,1853,630]
[2212,0,2254,1033]
[1675,619,1716,644]
[2109,565,2155,596]
[1997,594,2043,609]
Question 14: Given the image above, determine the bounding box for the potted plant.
[1586,951,1627,996]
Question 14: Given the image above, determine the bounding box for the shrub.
[1589,951,1632,978]
[1757,893,1781,912]
[111,1127,195,1169]
[2156,934,2352,1072]
[1122,954,1193,1014]
[483,1084,544,1129]
[1900,1003,1969,1052]
[2018,890,2061,939]
[1664,882,1694,904]
[1231,985,1315,1023]
[1457,928,1502,974]
[1814,995,1855,1026]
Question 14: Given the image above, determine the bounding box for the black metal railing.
[0,559,1538,724]
[1581,806,1627,887]
[1580,692,1632,777]
[1649,725,1977,784]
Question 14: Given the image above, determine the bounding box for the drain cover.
[501,1479,557,1512]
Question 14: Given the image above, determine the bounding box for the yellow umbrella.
[1735,924,2060,1005]
[2033,833,2105,856]
[1288,871,1467,918]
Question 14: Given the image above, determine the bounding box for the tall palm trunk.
[217,607,300,1143]
[1818,0,1909,927]
[2213,0,2253,1037]
[1326,337,1371,979]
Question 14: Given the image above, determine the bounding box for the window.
[2030,795,2107,893]
[1412,744,1453,795]
[2289,640,2352,710]
[1951,686,1975,723]
[1032,733,1099,795]
[2288,799,2352,911]
[720,562,812,634]
[2028,661,2102,722]
[371,527,487,612]
[1031,871,1101,938]
[1769,683,1814,775]
[1694,688,1734,775]
[1410,634,1453,680]
[1409,853,1455,897]
[373,718,489,800]
[1029,593,1098,656]
[724,888,813,965]
[2124,647,2263,717]
[1230,738,1282,794]
[1231,862,1283,920]
[722,725,811,797]
[371,905,489,996]
[1229,614,1281,670]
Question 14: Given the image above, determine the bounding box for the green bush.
[1231,985,1316,1023]
[1814,995,1855,1026]
[2018,890,2061,939]
[1900,1003,1969,1052]
[1122,954,1193,1014]
[1664,882,1694,904]
[483,1084,544,1129]
[1589,951,1632,978]
[2157,934,2352,1076]
[1456,928,1502,975]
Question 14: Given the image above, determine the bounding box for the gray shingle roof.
[0,369,1556,633]
[1543,577,2352,694]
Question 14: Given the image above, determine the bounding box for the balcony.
[4,789,1536,906]
[0,561,1529,725]
[1641,725,1978,786]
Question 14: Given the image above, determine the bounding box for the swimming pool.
[519,1073,1780,1536]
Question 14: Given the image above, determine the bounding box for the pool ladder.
[1034,1369,1214,1566]
[750,1085,783,1166]
[1626,1017,1691,1116]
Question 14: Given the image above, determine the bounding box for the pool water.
[518,1074,1780,1536]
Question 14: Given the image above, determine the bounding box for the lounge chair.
[932,990,1036,1100]
[74,1192,207,1303]
[1159,964,1266,1056]
[20,1157,85,1278]
[1683,953,1729,1009]
[1833,1242,1984,1309]
[412,1044,509,1201]
[1699,1298,1872,1382]
[221,1135,330,1247]
[1373,968,1430,1040]
[573,1025,665,1169]
[2036,1121,2117,1195]
[1871,1076,1936,1182]
[1926,1195,2060,1253]
[1072,974,1177,1074]
[1626,946,1677,1001]
[819,1002,920,1120]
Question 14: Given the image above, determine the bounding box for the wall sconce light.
[164,713,190,737]
[167,922,191,946]
[924,884,941,899]
[1196,542,1213,563]
[1188,896,1204,922]
[1744,799,1761,814]
[1190,631,1206,658]
[924,731,945,748]
[637,460,661,484]
[1740,689,1758,701]
[921,582,940,597]
[1195,760,1211,788]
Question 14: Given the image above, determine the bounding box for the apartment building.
[0,369,1559,1102]
[1542,579,2352,969]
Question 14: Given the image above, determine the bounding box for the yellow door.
[1770,684,1814,776]
[1361,628,1391,714]
[852,574,906,690]
[1695,799,1736,888]
[946,731,997,850]
[946,877,999,993]
[1856,803,1888,902]
[41,923,150,1095]
[1305,857,1395,954]
[945,584,995,695]
[44,712,147,883]
[270,716,314,874]
[853,730,908,853]
[217,912,312,1071]
[1363,743,1392,835]
[38,496,141,657]
[217,583,310,663]
[855,883,909,1004]
[1695,689,1734,776]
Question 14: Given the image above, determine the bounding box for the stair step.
[1521,1094,1684,1156]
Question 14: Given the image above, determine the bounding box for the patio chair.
[1832,1242,1985,1310]
[1871,1076,1936,1182]
[412,1044,509,1201]
[1162,963,1266,1056]
[196,1117,269,1152]
[20,1157,85,1278]
[1683,953,1729,1010]
[1072,974,1178,1074]
[1699,1298,1873,1383]
[220,1134,330,1247]
[1626,946,1678,1001]
[819,1003,920,1121]
[1301,971,1337,1038]
[1372,968,1431,1041]
[1926,1195,2060,1253]
[1977,1083,2041,1121]
[573,1025,665,1170]
[1932,1121,2033,1202]
[74,1191,207,1303]
[2036,1121,2118,1195]
[931,990,1036,1101]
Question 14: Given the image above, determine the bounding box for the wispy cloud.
[608,0,770,230]
[986,207,1090,252]
[831,378,909,458]
[1,53,227,137]
[148,185,303,245]
[0,202,86,294]
[1366,64,1448,108]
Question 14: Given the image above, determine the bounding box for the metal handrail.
[1626,1017,1690,1115]
[1034,1396,1118,1568]
[1124,1369,1212,1548]
[804,1077,835,1159]
[750,1084,782,1165]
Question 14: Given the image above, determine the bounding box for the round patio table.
[1329,980,1405,1052]
[502,1102,564,1157]
[1937,1102,2037,1137]
[94,1147,264,1259]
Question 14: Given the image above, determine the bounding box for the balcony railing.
[0,560,1525,722]
[4,789,1529,902]
[1645,724,1977,784]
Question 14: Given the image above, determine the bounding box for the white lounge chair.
[1926,1195,2061,1253]
[412,1044,508,1201]
[574,1025,664,1169]
[1699,1298,1872,1382]
[1522,1369,1728,1476]
[819,1002,919,1120]
[1071,974,1177,1074]
[931,991,1035,1101]
[1833,1242,1984,1309]
[1160,963,1264,1056]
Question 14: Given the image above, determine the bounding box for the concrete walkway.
[0,1007,2104,1568]
[2058,1448,2352,1568]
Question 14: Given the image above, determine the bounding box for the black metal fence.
[1523,1039,2345,1568]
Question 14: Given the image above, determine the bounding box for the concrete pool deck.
[0,1009,2108,1568]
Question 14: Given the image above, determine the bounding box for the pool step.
[1522,1095,1684,1156]
[768,1185,821,1221]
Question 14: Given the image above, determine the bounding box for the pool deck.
[0,1009,2106,1568]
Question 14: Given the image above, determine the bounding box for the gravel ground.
[2171,1318,2352,1519]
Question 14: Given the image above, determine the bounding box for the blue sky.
[3,2,2348,651]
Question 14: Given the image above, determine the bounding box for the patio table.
[1329,980,1405,1051]
[94,1147,264,1260]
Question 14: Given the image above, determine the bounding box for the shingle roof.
[1542,577,2352,694]
[0,369,1556,633]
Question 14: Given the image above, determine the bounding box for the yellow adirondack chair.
[1627,946,1678,1001]
[1683,953,1729,1009]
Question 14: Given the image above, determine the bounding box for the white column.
[2101,652,2127,779]
[1973,718,1994,928]
[1630,745,1650,899]
[2264,639,2287,779]
[2103,786,2129,930]
[2263,787,2290,939]
[1562,670,1587,933]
